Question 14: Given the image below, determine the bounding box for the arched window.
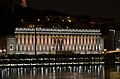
[10,44,13,50]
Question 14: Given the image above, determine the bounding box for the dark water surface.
[1,65,120,79]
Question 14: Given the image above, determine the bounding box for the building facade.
[104,29,120,50]
[7,27,104,54]
[109,30,120,50]
[116,30,120,50]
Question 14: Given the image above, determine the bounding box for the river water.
[1,65,120,79]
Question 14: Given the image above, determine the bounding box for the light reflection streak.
[1,65,120,79]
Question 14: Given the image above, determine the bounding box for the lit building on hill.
[21,0,27,7]
[7,27,104,54]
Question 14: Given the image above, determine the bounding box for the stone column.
[73,35,76,51]
[96,36,99,51]
[43,35,45,51]
[39,35,41,51]
[39,34,42,51]
[98,37,101,51]
[28,35,30,51]
[76,35,79,51]
[56,35,58,51]
[84,35,86,51]
[61,37,64,51]
[90,36,93,51]
[59,35,63,51]
[29,34,32,51]
[86,35,88,51]
[81,35,83,51]
[37,35,40,51]
[93,35,96,51]
[33,35,35,51]
[21,34,24,51]
[63,35,66,51]
[44,35,47,51]
[67,35,69,51]
[18,34,20,51]
[51,35,54,51]
[70,35,73,51]
[87,35,90,51]
[26,34,28,51]
[16,37,18,51]
[54,35,56,51]
[79,36,81,51]
[48,35,51,51]
[20,35,22,51]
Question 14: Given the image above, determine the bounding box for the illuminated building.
[7,27,104,54]
[106,29,120,50]
[21,0,27,7]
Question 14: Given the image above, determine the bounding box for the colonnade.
[15,34,102,53]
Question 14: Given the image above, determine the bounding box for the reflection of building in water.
[7,27,104,54]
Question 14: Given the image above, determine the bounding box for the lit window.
[10,44,13,50]
[53,26,55,28]
[68,19,71,22]
[62,20,64,22]
[37,19,40,21]
[47,19,49,21]
[46,16,48,18]
[67,16,70,18]
[90,21,95,24]
[0,50,2,53]
[21,19,24,23]
[29,25,32,28]
[21,19,24,22]
[33,24,35,27]
[29,24,35,28]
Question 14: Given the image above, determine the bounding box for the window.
[10,44,13,50]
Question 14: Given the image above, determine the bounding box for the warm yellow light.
[47,19,49,21]
[68,19,71,22]
[37,19,40,21]
[101,52,105,54]
[21,0,27,7]
[90,21,95,24]
[3,49,6,52]
[29,24,35,28]
[62,20,64,22]
[67,16,70,18]
[21,19,24,22]
[0,50,2,53]
[104,49,107,51]
[116,48,119,50]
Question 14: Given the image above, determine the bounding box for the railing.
[0,54,105,68]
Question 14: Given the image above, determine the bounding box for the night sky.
[16,0,120,22]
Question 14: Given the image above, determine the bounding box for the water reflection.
[1,65,120,79]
